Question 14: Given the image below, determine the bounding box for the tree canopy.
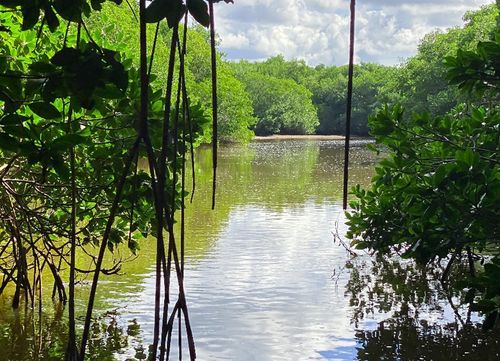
[227,4,499,138]
[0,0,231,359]
[347,7,500,329]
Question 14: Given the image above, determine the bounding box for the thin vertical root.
[209,0,218,210]
[342,0,356,210]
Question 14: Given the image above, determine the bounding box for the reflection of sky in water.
[317,344,358,361]
[91,141,492,361]
[108,201,486,361]
[112,202,359,360]
[2,141,493,360]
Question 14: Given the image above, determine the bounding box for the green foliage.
[0,10,160,251]
[143,0,233,28]
[196,68,255,142]
[82,3,498,141]
[86,3,254,143]
[348,104,499,258]
[347,21,500,328]
[232,56,399,136]
[311,63,398,135]
[0,0,238,358]
[0,0,122,30]
[0,0,210,306]
[445,34,500,100]
[228,5,498,137]
[185,27,256,143]
[392,4,499,116]
[232,63,319,135]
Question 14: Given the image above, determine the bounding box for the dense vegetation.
[46,2,500,141]
[0,0,232,359]
[1,0,499,359]
[228,4,498,138]
[347,3,500,330]
[84,4,255,143]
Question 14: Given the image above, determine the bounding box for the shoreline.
[253,134,346,141]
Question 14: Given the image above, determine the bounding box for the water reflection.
[343,255,500,360]
[0,139,497,360]
[0,302,145,361]
[203,139,377,207]
[0,302,65,361]
[355,319,499,361]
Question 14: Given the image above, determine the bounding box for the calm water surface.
[0,139,498,360]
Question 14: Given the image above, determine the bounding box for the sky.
[213,0,494,66]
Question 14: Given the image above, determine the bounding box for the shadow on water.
[0,139,498,360]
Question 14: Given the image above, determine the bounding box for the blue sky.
[212,0,494,66]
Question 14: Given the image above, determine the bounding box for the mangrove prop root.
[342,0,356,210]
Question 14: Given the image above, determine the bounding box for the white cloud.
[221,32,250,49]
[212,0,495,65]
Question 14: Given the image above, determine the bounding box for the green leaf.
[471,107,485,122]
[51,154,69,179]
[433,164,448,186]
[53,0,83,21]
[455,148,479,167]
[29,102,61,119]
[50,134,88,151]
[0,133,19,152]
[51,47,80,67]
[3,124,28,138]
[44,5,60,32]
[29,61,57,74]
[94,84,124,99]
[109,228,123,249]
[144,0,170,23]
[166,4,187,28]
[188,0,210,27]
[128,238,140,255]
[90,0,103,11]
[21,4,40,30]
[354,242,369,250]
[0,114,29,126]
[145,0,185,27]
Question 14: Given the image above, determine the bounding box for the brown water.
[0,139,498,361]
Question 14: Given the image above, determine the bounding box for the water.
[0,139,498,360]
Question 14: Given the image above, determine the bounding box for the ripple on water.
[105,201,358,360]
[3,142,494,361]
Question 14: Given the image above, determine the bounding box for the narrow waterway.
[0,139,498,360]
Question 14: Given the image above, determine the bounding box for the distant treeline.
[91,3,498,141]
[229,4,498,138]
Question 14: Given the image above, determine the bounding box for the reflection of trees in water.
[177,140,379,260]
[356,317,500,361]
[0,304,66,361]
[87,315,144,361]
[197,140,378,207]
[344,255,500,360]
[0,304,145,361]
[346,256,448,326]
